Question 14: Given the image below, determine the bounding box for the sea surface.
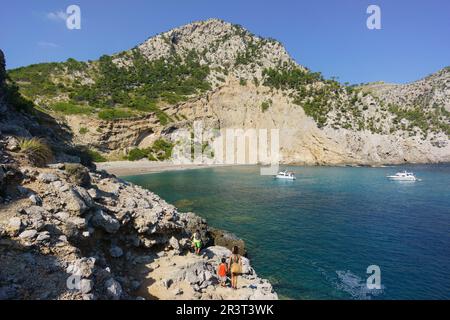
[123,164,450,299]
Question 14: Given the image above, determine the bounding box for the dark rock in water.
[209,227,247,256]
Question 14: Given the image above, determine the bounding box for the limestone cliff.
[6,19,450,165]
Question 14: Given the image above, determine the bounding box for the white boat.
[386,171,417,181]
[275,170,296,180]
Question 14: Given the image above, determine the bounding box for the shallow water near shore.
[123,164,450,299]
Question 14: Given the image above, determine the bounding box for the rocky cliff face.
[6,19,450,165]
[365,67,450,113]
[0,164,276,300]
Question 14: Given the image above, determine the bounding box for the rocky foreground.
[0,162,277,300]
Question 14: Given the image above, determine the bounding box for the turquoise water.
[123,165,450,300]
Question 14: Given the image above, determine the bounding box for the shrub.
[98,109,135,120]
[79,127,88,134]
[126,139,174,161]
[151,139,174,160]
[261,100,272,113]
[127,148,148,161]
[51,102,94,115]
[18,137,53,167]
[87,149,107,162]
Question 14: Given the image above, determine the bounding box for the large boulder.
[64,163,91,187]
[64,188,88,214]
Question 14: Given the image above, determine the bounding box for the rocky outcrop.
[0,163,276,300]
[143,246,276,300]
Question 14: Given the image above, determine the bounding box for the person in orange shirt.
[217,258,228,287]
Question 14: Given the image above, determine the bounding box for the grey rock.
[38,173,59,183]
[80,279,93,294]
[68,217,87,229]
[19,229,38,239]
[67,257,96,278]
[73,186,94,208]
[64,188,88,214]
[23,205,45,216]
[169,236,180,251]
[36,231,51,242]
[105,278,122,300]
[8,217,22,234]
[87,188,101,200]
[56,211,70,222]
[47,163,65,170]
[51,180,63,189]
[92,209,120,233]
[29,194,42,206]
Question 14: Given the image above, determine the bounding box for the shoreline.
[96,160,235,176]
[96,160,450,177]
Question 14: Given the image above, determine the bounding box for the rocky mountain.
[0,49,277,300]
[5,18,450,165]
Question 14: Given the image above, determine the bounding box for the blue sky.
[1,0,449,84]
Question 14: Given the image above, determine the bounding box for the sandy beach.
[96,160,232,176]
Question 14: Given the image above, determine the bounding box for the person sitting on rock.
[191,229,202,255]
[217,258,228,287]
[228,245,242,290]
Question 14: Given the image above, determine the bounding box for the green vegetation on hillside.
[7,49,211,124]
[126,139,174,161]
[388,104,450,135]
[263,66,350,128]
